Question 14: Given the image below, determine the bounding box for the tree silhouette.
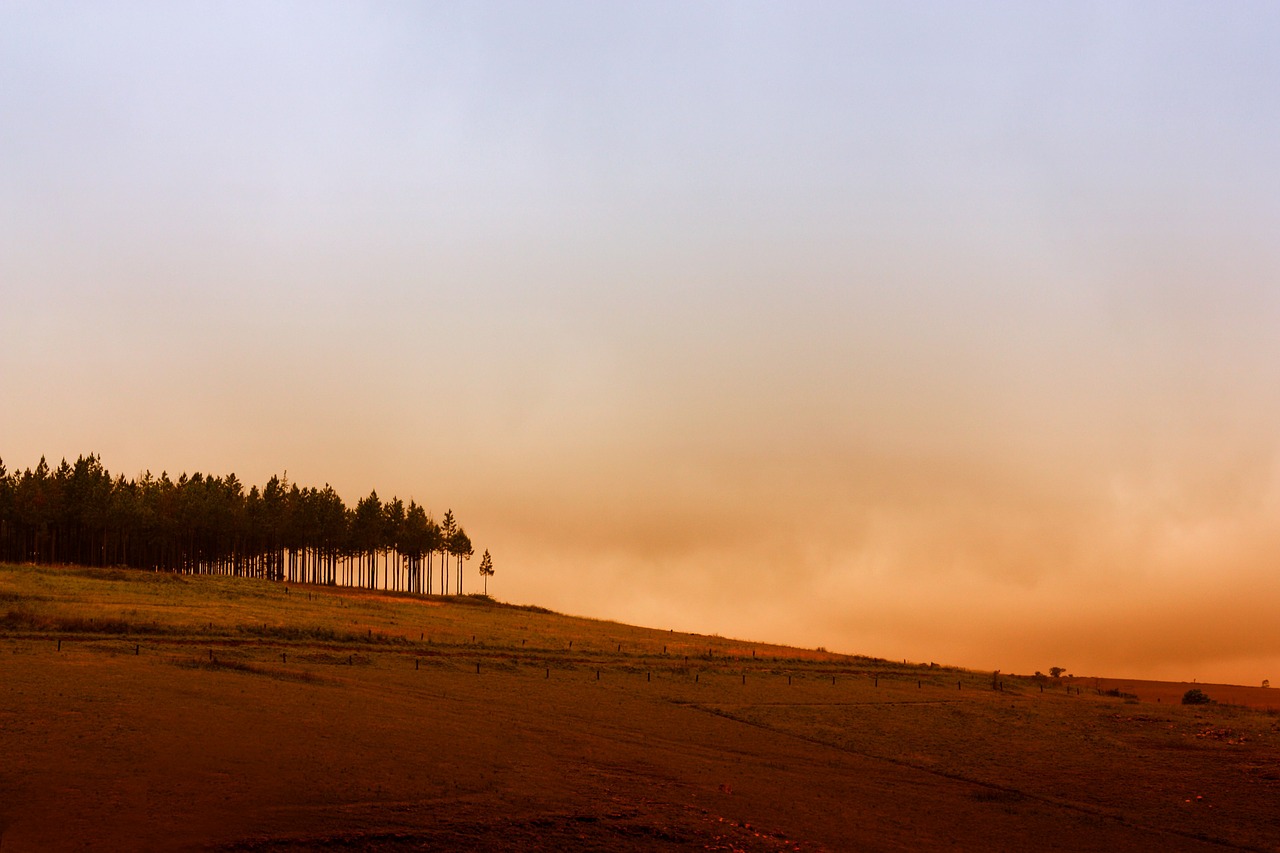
[383,497,405,591]
[439,509,456,595]
[351,491,384,589]
[478,549,494,595]
[451,527,472,595]
[0,453,483,599]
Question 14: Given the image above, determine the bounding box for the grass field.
[2,563,1279,851]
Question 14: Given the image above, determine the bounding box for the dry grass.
[3,561,1280,852]
[0,562,870,663]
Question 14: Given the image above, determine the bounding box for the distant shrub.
[1103,688,1138,700]
[1049,666,1065,678]
[1182,688,1213,705]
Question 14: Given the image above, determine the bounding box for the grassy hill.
[0,562,896,667]
[2,562,1279,851]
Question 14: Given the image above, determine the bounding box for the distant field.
[2,563,1279,851]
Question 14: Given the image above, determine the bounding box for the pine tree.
[440,509,456,594]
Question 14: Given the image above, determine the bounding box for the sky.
[3,1,1279,685]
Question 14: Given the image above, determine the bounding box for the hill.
[2,563,1279,851]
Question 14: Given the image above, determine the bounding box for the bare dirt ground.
[2,564,1279,851]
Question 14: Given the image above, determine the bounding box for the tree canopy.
[0,453,475,595]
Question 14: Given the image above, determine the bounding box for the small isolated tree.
[1263,679,1271,689]
[478,549,494,595]
[1049,667,1065,679]
[439,509,456,595]
[1182,688,1212,705]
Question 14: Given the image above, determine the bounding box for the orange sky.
[3,4,1279,685]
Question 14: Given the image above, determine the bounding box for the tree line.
[0,454,487,596]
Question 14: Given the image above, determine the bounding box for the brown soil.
[2,567,1279,851]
